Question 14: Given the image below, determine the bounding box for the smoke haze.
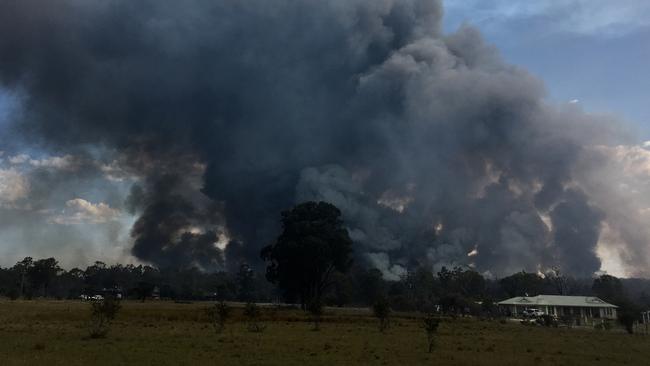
[0,0,648,277]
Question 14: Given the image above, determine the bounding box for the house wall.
[502,305,616,320]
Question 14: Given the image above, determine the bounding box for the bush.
[619,312,637,334]
[243,302,266,333]
[559,315,575,328]
[602,319,613,331]
[617,301,641,334]
[520,319,534,326]
[480,298,497,318]
[7,287,19,300]
[205,301,231,334]
[538,314,558,327]
[88,296,121,338]
[307,298,324,331]
[422,313,441,353]
[372,297,391,332]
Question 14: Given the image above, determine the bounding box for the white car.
[91,295,104,301]
[522,308,545,318]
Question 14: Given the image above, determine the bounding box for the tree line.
[1,202,649,317]
[1,256,648,316]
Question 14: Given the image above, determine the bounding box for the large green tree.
[28,258,62,297]
[261,201,353,306]
[592,274,640,334]
[438,266,485,299]
[592,274,625,303]
[499,271,544,297]
[12,257,34,298]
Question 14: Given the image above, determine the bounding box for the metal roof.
[497,295,618,308]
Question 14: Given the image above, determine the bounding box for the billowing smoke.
[0,0,647,276]
[126,162,225,271]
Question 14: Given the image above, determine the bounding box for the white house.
[497,295,617,324]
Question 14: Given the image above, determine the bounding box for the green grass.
[0,300,648,365]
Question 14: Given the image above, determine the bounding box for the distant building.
[498,295,617,324]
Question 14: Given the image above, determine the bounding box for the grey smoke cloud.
[0,0,646,276]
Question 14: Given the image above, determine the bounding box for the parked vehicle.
[80,292,119,301]
[522,308,545,318]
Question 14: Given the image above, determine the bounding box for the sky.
[444,0,650,136]
[0,0,649,278]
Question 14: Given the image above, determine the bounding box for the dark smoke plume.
[0,0,645,276]
[126,167,225,271]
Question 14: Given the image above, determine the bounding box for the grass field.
[0,300,648,365]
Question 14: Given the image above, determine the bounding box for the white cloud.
[50,198,120,225]
[99,160,138,182]
[446,0,650,36]
[29,154,75,170]
[7,153,77,170]
[603,144,650,178]
[0,168,29,205]
[8,154,29,164]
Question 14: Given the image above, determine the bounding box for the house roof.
[497,295,618,308]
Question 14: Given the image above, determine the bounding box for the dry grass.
[0,300,648,365]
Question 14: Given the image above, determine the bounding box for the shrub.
[480,298,497,318]
[307,298,324,331]
[617,301,641,334]
[520,319,534,326]
[559,315,575,328]
[538,315,558,327]
[422,313,441,353]
[88,296,121,338]
[7,287,19,300]
[619,312,637,334]
[206,301,231,334]
[602,319,613,331]
[244,302,266,333]
[372,297,391,332]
